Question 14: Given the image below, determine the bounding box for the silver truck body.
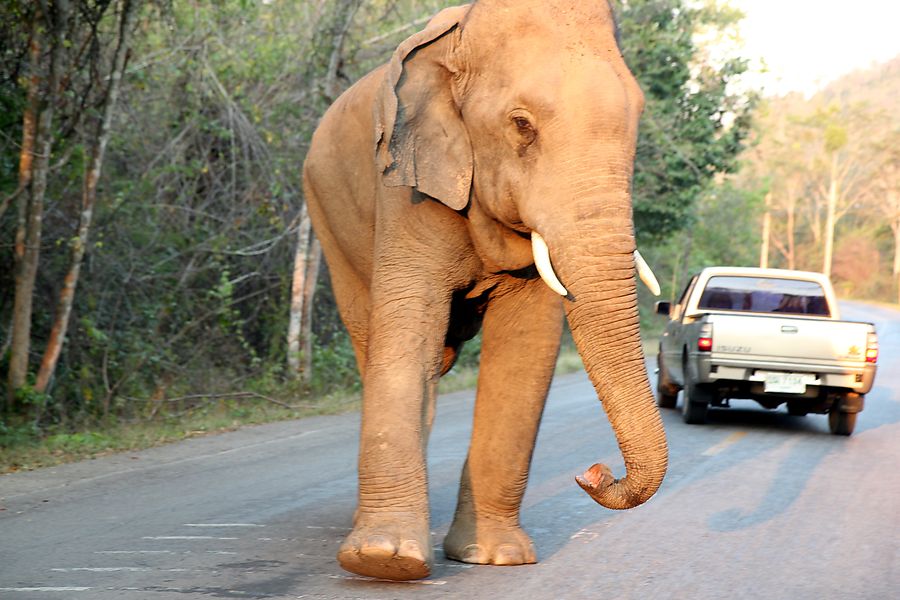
[656,267,877,435]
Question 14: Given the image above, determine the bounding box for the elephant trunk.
[543,222,668,510]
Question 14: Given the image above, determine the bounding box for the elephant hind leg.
[304,206,371,377]
[327,265,370,378]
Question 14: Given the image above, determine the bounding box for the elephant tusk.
[634,250,661,296]
[532,232,569,297]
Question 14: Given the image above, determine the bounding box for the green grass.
[1,337,660,475]
[0,390,361,474]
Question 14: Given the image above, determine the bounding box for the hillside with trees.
[726,56,900,301]
[0,0,755,455]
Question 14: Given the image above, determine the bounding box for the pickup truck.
[655,267,878,435]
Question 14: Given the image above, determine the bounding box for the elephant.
[302,0,668,581]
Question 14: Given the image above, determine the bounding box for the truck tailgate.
[706,314,871,367]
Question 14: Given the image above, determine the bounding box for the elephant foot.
[443,516,537,566]
[337,514,433,581]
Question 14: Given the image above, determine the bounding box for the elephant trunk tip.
[575,462,659,510]
[575,463,616,504]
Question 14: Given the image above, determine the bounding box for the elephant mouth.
[530,231,661,298]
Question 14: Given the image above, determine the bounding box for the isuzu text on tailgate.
[655,267,878,435]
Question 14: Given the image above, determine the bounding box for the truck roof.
[696,267,832,286]
[686,266,839,320]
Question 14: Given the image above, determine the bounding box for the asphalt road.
[2,301,899,600]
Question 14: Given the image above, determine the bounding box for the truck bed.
[706,312,873,368]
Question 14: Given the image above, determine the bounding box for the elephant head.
[375,0,667,509]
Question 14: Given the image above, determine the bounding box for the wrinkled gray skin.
[302,0,668,581]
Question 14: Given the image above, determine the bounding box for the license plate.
[764,373,807,394]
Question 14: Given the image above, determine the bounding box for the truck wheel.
[658,390,678,409]
[828,410,857,436]
[787,402,808,416]
[656,352,678,409]
[682,365,710,425]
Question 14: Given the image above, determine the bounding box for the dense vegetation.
[7,0,893,458]
[735,57,900,301]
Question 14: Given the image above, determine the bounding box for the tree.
[7,0,70,407]
[614,0,756,246]
[34,0,141,395]
[727,54,899,304]
[864,128,900,300]
[0,0,761,431]
[798,104,881,277]
[748,99,817,271]
[288,0,363,382]
[607,0,757,301]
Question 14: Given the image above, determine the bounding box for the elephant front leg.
[337,286,451,581]
[444,278,563,565]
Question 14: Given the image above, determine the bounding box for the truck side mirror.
[655,301,672,316]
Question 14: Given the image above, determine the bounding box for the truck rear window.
[698,276,830,316]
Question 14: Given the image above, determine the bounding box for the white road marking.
[0,588,92,592]
[51,567,193,573]
[95,550,176,554]
[51,567,149,572]
[184,523,265,527]
[142,535,237,540]
[570,528,600,542]
[702,431,747,456]
[297,552,340,560]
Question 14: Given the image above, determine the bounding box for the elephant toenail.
[492,544,521,565]
[364,535,397,558]
[460,544,486,563]
[398,540,425,561]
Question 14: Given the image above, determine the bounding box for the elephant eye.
[512,115,537,146]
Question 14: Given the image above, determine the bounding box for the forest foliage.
[11,0,892,446]
[732,57,900,302]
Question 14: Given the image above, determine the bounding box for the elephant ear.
[375,5,472,211]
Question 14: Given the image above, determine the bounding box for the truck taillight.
[866,332,878,364]
[698,324,713,352]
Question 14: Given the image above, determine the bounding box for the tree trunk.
[7,0,69,404]
[34,0,139,395]
[893,221,900,277]
[678,226,694,293]
[892,192,900,277]
[300,237,322,380]
[786,192,796,270]
[823,154,838,278]
[0,20,40,225]
[287,206,315,379]
[324,0,362,99]
[759,192,771,268]
[892,210,900,305]
[286,0,361,381]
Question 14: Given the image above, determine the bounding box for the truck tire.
[682,358,710,425]
[787,401,808,416]
[828,410,857,436]
[656,352,678,409]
